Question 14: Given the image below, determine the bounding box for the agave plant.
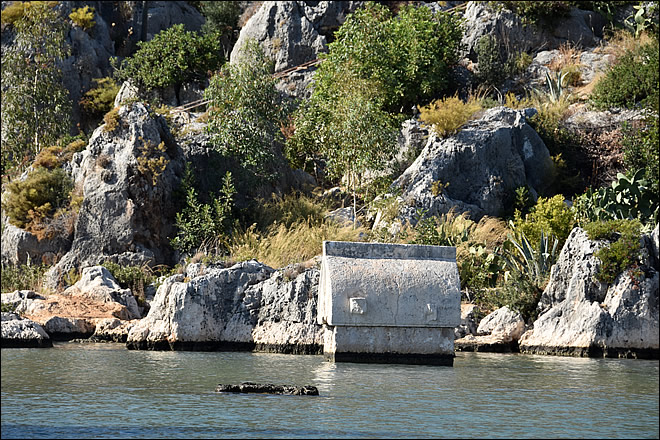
[533,70,571,103]
[497,228,559,288]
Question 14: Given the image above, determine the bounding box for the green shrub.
[199,1,241,34]
[590,38,659,110]
[584,219,642,284]
[286,69,398,192]
[102,261,154,306]
[113,24,223,93]
[1,263,49,293]
[476,34,506,86]
[418,95,483,137]
[2,167,73,231]
[497,1,572,26]
[171,168,236,255]
[69,5,95,30]
[80,77,120,118]
[621,108,659,198]
[313,2,463,114]
[513,195,575,248]
[204,40,286,181]
[495,229,559,321]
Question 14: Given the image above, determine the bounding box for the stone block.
[318,241,461,365]
[318,241,461,327]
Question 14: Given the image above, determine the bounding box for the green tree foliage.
[1,167,73,230]
[314,3,463,114]
[171,165,236,255]
[113,24,223,93]
[199,1,241,34]
[590,38,659,110]
[584,219,643,285]
[204,40,287,180]
[1,1,72,176]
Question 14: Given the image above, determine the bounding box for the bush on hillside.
[314,2,463,114]
[2,167,73,231]
[204,40,287,181]
[590,38,659,110]
[113,24,223,93]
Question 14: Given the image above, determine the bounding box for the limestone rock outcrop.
[61,266,141,320]
[231,1,362,99]
[461,2,606,62]
[455,306,526,353]
[381,106,553,227]
[126,260,324,353]
[1,312,52,348]
[44,103,184,289]
[519,227,659,358]
[1,222,70,267]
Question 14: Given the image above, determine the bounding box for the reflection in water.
[1,344,658,439]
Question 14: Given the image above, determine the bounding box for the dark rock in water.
[215,382,319,396]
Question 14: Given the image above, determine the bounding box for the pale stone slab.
[318,241,461,328]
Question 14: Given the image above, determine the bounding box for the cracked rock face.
[126,260,324,352]
[381,107,553,228]
[44,103,184,290]
[519,227,659,358]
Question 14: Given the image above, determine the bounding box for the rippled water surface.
[2,342,658,438]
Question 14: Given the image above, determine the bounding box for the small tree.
[204,40,288,181]
[112,24,223,94]
[1,1,72,176]
[314,3,463,114]
[288,70,399,223]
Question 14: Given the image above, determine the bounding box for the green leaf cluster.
[1,1,72,176]
[590,38,659,110]
[170,166,236,255]
[584,219,643,284]
[113,24,223,92]
[204,40,287,181]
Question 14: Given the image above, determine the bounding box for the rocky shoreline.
[3,224,658,359]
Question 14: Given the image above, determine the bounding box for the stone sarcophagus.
[318,241,461,366]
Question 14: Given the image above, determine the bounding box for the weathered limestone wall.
[319,241,460,365]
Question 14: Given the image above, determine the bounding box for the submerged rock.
[215,382,319,396]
